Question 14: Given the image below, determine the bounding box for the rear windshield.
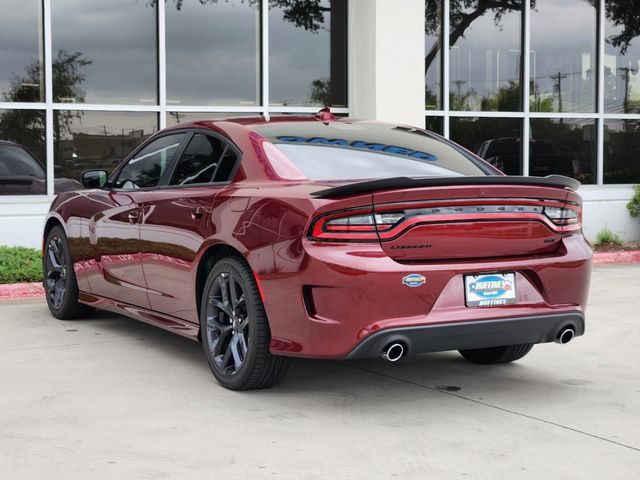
[253,122,490,181]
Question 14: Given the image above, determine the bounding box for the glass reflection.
[51,1,157,104]
[604,1,640,113]
[530,0,596,113]
[53,111,158,193]
[166,1,260,106]
[166,112,262,126]
[0,109,47,195]
[449,1,522,112]
[269,0,347,107]
[450,117,522,175]
[529,118,596,184]
[425,0,441,110]
[604,120,640,183]
[0,0,44,103]
[425,116,444,135]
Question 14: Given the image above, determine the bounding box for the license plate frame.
[464,272,517,307]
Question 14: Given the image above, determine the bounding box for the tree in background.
[0,50,91,162]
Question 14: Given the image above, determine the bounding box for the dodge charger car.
[43,111,592,390]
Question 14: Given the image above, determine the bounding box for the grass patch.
[594,228,624,248]
[0,246,42,284]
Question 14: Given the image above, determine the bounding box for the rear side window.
[114,133,185,189]
[170,133,237,185]
[253,122,492,181]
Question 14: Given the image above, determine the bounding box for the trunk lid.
[370,183,578,262]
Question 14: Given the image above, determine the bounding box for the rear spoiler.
[311,175,581,199]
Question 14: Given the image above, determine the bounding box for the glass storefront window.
[530,0,597,113]
[0,0,44,103]
[425,116,444,135]
[529,118,596,184]
[166,1,260,107]
[269,0,347,107]
[425,0,441,110]
[53,111,158,193]
[604,1,640,113]
[51,1,157,105]
[449,1,522,112]
[604,120,640,184]
[166,112,262,126]
[450,117,522,175]
[0,109,46,195]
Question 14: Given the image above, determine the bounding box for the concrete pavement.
[0,265,639,479]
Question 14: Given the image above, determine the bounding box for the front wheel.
[43,226,94,320]
[459,344,533,365]
[200,257,290,390]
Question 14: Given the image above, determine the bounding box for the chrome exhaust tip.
[381,343,405,362]
[555,327,575,345]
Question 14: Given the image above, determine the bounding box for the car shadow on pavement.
[64,309,581,408]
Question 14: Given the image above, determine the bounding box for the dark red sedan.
[43,112,592,390]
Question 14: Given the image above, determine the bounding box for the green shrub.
[0,246,43,284]
[628,185,640,218]
[594,228,624,247]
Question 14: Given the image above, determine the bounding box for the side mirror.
[81,169,108,189]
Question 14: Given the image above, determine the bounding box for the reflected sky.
[604,0,640,113]
[449,2,521,112]
[0,0,43,102]
[531,0,597,113]
[52,0,157,104]
[166,1,260,106]
[269,0,347,107]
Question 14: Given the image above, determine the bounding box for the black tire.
[43,226,94,320]
[459,344,534,365]
[200,256,290,390]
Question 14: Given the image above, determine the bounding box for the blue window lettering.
[350,141,386,151]
[409,151,438,161]
[307,137,349,145]
[276,136,307,143]
[383,145,412,156]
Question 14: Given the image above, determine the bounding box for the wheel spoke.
[206,314,232,333]
[237,332,248,356]
[233,294,245,310]
[230,335,243,368]
[219,274,230,307]
[47,249,61,271]
[209,296,231,316]
[229,277,239,306]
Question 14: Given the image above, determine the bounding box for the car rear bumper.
[343,311,584,360]
[254,233,592,359]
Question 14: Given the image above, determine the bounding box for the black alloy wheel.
[200,257,290,390]
[43,226,94,319]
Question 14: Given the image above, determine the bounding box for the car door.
[138,130,241,323]
[89,132,188,309]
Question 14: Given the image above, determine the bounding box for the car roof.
[0,140,20,146]
[163,115,367,133]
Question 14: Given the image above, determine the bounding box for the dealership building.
[1,0,639,248]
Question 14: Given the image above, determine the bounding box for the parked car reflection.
[0,140,82,194]
[477,137,579,178]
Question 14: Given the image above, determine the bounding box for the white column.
[349,0,424,126]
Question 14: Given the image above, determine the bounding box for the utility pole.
[618,66,638,113]
[552,71,568,113]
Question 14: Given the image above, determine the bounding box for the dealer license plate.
[464,272,517,307]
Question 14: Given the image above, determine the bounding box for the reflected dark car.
[0,140,82,195]
[42,113,592,390]
[477,137,579,178]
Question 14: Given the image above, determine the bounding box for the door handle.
[191,206,205,219]
[127,210,140,224]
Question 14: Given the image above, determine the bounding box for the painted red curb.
[0,282,45,300]
[593,250,640,265]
